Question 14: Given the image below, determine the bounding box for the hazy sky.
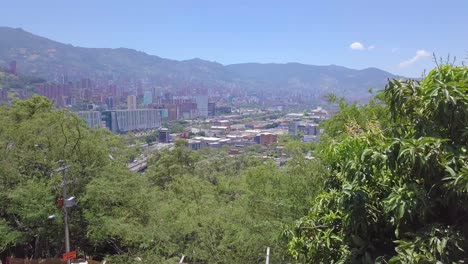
[1,0,467,77]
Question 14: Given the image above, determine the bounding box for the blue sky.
[1,0,467,77]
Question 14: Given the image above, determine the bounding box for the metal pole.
[63,168,70,264]
[178,255,185,264]
[56,162,71,264]
[265,247,270,264]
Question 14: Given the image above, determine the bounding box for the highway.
[127,143,173,172]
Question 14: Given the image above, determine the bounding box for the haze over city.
[0,1,467,264]
[1,0,467,77]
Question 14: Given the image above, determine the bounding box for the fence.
[7,258,101,264]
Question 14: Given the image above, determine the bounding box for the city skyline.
[1,0,467,77]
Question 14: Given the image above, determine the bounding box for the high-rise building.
[194,95,208,117]
[83,89,92,101]
[102,109,162,132]
[105,97,114,110]
[288,120,300,136]
[61,74,68,85]
[166,104,179,120]
[137,81,144,96]
[77,111,102,128]
[80,78,92,89]
[179,101,197,119]
[159,109,169,120]
[143,91,153,106]
[36,83,71,107]
[127,95,137,110]
[208,102,216,116]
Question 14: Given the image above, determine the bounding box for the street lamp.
[54,161,73,264]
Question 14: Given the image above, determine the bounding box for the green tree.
[0,95,328,263]
[145,131,158,144]
[0,96,128,259]
[287,65,468,263]
[171,124,185,133]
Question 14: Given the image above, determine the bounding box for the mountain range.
[0,26,402,100]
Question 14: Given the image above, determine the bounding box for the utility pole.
[55,161,72,264]
[265,247,270,264]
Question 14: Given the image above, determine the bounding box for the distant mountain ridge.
[0,26,402,100]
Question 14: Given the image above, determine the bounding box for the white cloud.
[399,50,431,68]
[368,45,375,50]
[350,42,365,50]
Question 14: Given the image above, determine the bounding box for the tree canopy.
[287,65,468,263]
[1,65,467,264]
[0,95,326,263]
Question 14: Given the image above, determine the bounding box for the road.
[127,143,174,172]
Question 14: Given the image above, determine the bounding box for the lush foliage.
[287,65,468,263]
[0,95,326,263]
[3,65,465,263]
[84,141,327,263]
[0,95,127,260]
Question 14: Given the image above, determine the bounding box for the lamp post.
[55,161,72,264]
